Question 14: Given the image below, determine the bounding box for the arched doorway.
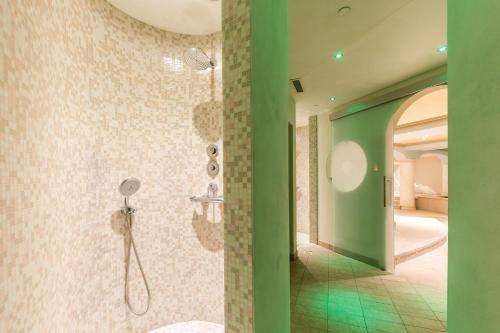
[386,85,448,326]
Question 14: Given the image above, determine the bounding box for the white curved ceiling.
[398,88,448,126]
[290,0,447,125]
[396,87,448,151]
[107,0,221,35]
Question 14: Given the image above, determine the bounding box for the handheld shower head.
[119,178,141,197]
[117,177,151,316]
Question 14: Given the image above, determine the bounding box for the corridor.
[291,242,447,333]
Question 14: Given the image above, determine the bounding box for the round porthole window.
[331,141,367,192]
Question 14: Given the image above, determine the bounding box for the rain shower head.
[119,178,141,197]
[184,47,216,71]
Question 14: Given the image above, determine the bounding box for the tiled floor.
[291,240,447,333]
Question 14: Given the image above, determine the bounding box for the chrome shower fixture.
[208,182,219,197]
[119,178,141,197]
[119,177,141,208]
[118,178,151,316]
[183,47,216,70]
[119,177,141,197]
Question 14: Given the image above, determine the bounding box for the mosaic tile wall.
[0,1,223,332]
[296,126,310,234]
[222,0,254,332]
[309,116,319,244]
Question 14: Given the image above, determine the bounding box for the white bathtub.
[149,321,224,333]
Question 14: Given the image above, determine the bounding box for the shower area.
[0,0,224,332]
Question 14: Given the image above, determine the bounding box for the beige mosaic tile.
[0,0,223,332]
[309,116,319,244]
[296,126,310,235]
[222,0,254,332]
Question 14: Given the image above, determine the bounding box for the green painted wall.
[448,1,500,332]
[251,0,291,332]
[331,99,405,269]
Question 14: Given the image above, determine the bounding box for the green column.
[223,0,290,332]
[448,1,500,332]
[251,1,291,332]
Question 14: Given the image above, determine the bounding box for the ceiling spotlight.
[437,45,448,53]
[329,96,337,102]
[334,51,344,60]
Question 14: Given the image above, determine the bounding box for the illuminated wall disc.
[331,141,367,192]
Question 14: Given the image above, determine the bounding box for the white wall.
[415,156,443,194]
[317,113,334,246]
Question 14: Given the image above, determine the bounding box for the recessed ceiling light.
[437,45,448,53]
[334,51,344,60]
[329,96,337,102]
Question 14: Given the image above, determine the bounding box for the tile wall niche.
[0,0,223,332]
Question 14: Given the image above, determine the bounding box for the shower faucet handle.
[208,183,218,197]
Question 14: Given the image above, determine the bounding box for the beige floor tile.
[361,300,398,314]
[395,306,437,320]
[297,296,328,310]
[294,303,328,319]
[406,326,444,333]
[364,318,407,333]
[329,295,362,308]
[328,321,368,333]
[363,308,403,324]
[433,311,446,322]
[328,314,367,329]
[293,313,328,330]
[401,314,446,331]
[292,323,326,333]
[291,224,447,333]
[329,302,364,316]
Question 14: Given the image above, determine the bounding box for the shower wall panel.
[0,1,223,331]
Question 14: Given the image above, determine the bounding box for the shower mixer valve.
[208,183,218,197]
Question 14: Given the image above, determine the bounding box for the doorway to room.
[389,85,449,329]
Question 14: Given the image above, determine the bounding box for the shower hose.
[124,210,151,316]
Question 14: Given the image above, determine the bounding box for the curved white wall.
[0,1,223,331]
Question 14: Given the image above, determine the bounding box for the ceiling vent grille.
[291,79,304,93]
